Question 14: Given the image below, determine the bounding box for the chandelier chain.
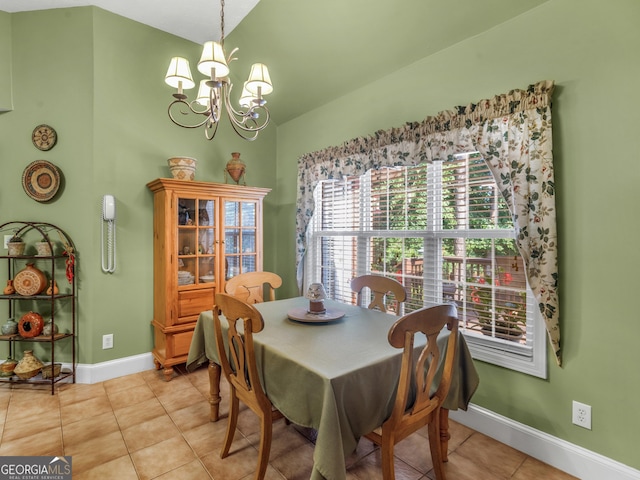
[220,0,225,47]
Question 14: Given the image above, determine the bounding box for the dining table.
[186,296,479,480]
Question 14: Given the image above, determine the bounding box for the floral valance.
[296,80,560,365]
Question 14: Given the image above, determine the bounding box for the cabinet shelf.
[0,221,77,395]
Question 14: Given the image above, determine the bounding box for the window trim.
[306,161,548,378]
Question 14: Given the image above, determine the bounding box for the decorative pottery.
[14,263,47,296]
[36,241,52,256]
[18,311,44,338]
[0,357,17,377]
[42,318,58,337]
[1,318,18,335]
[168,157,197,181]
[7,241,25,256]
[14,350,44,379]
[46,280,59,296]
[3,280,15,295]
[225,152,246,185]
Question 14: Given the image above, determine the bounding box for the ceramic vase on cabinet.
[224,152,246,185]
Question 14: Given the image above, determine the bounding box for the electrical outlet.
[572,401,591,429]
[102,334,114,349]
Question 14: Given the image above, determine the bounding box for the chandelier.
[164,0,273,141]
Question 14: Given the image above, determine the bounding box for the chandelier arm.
[168,99,212,129]
[222,85,271,133]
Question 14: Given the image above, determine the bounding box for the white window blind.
[306,152,547,377]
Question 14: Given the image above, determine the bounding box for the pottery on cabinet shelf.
[224,152,246,185]
[18,312,44,338]
[42,318,58,337]
[0,357,17,377]
[1,318,17,335]
[14,350,44,379]
[3,280,15,295]
[13,263,47,296]
[46,280,59,296]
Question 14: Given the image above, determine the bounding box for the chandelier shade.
[163,0,273,141]
[246,63,273,95]
[197,41,230,78]
[165,57,195,91]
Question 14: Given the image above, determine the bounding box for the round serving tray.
[287,307,345,324]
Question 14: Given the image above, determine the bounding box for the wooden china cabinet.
[147,178,270,381]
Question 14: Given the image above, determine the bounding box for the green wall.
[275,0,640,470]
[0,11,11,111]
[0,7,278,364]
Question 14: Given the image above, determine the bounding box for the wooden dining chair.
[364,303,458,480]
[213,293,285,480]
[350,274,407,314]
[225,271,282,304]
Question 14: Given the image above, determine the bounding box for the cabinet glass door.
[177,197,216,287]
[224,200,258,280]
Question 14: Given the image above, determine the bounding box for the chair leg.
[221,392,240,459]
[254,412,273,480]
[428,414,447,480]
[380,433,396,480]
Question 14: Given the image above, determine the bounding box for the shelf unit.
[0,221,77,394]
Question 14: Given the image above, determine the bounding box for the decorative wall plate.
[32,124,57,151]
[22,160,61,202]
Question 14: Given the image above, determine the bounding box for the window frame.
[305,157,547,378]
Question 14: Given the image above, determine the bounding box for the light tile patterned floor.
[0,366,577,479]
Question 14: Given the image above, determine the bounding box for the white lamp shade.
[239,82,266,108]
[245,63,273,95]
[197,41,230,78]
[195,80,212,107]
[165,57,195,89]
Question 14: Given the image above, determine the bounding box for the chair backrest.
[385,303,458,436]
[350,274,407,314]
[213,293,271,409]
[225,271,283,304]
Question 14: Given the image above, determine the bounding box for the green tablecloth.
[187,297,479,480]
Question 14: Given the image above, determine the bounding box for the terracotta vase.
[13,263,47,296]
[18,312,44,338]
[46,280,59,296]
[3,280,15,295]
[225,152,246,184]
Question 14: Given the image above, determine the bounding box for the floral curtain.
[296,80,560,365]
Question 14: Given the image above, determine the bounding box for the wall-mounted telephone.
[101,195,117,273]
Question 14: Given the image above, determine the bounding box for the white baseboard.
[450,404,640,480]
[75,352,156,384]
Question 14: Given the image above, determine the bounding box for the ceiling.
[1,0,549,125]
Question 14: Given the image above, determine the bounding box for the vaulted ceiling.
[2,0,549,124]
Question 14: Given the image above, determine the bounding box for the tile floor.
[0,365,577,480]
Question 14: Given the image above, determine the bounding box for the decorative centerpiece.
[306,283,328,314]
[168,156,197,180]
[224,152,246,185]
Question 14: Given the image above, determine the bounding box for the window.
[306,152,547,377]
